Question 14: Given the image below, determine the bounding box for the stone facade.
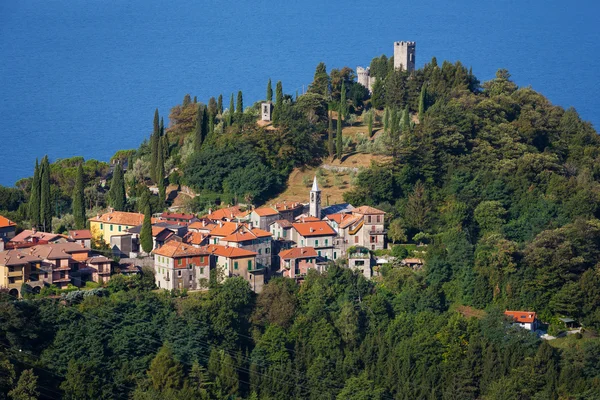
[261,102,273,121]
[393,41,416,72]
[356,66,375,92]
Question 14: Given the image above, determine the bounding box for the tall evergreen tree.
[267,79,273,102]
[153,108,160,137]
[72,164,86,229]
[182,94,191,108]
[218,94,223,114]
[328,111,334,157]
[309,62,329,97]
[194,104,205,152]
[401,106,410,133]
[274,81,283,124]
[208,96,218,117]
[158,178,166,210]
[236,91,243,121]
[140,205,153,253]
[28,159,41,228]
[228,94,234,125]
[39,156,52,232]
[109,164,126,211]
[8,369,39,400]
[156,138,165,186]
[367,110,374,137]
[336,109,343,160]
[419,84,427,121]
[340,81,347,119]
[150,109,160,182]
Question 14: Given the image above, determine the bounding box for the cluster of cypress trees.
[28,156,52,232]
[72,164,86,229]
[150,109,167,184]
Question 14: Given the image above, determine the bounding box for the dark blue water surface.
[1,0,598,186]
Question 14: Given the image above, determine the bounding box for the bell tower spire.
[309,176,321,218]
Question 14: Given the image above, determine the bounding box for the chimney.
[310,228,314,233]
[32,228,37,234]
[218,221,223,227]
[208,208,212,215]
[202,220,206,227]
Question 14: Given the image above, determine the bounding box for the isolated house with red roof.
[504,310,538,331]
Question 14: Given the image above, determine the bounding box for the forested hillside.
[2,56,600,400]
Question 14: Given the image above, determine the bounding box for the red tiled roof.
[68,230,92,240]
[205,244,257,258]
[89,211,144,226]
[221,228,272,243]
[353,206,386,215]
[292,221,336,237]
[279,247,317,259]
[253,207,279,217]
[271,219,293,228]
[206,206,248,221]
[273,202,303,212]
[152,241,209,258]
[159,212,197,221]
[183,231,208,246]
[189,220,217,231]
[339,215,362,229]
[0,215,16,228]
[209,222,244,237]
[11,230,62,243]
[504,310,537,324]
[295,216,321,222]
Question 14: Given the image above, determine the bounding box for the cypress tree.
[194,104,204,152]
[109,164,126,211]
[340,81,347,119]
[72,164,86,229]
[158,178,166,211]
[150,109,160,182]
[236,91,243,121]
[140,205,153,253]
[274,81,283,124]
[162,135,169,163]
[208,97,218,117]
[218,94,223,114]
[419,84,427,121]
[153,109,160,137]
[40,156,52,232]
[193,95,197,103]
[367,110,374,137]
[383,107,390,133]
[228,93,234,125]
[29,159,41,228]
[310,62,329,97]
[266,79,273,102]
[182,94,191,108]
[336,109,343,160]
[328,111,334,157]
[401,106,410,133]
[156,138,165,185]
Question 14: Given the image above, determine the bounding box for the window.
[248,260,253,270]
[258,249,262,255]
[234,261,238,270]
[188,265,193,270]
[100,223,103,229]
[266,248,270,254]
[334,252,337,259]
[213,238,218,244]
[301,240,304,246]
[200,267,204,274]
[367,216,372,223]
[325,239,328,246]
[118,225,121,232]
[376,216,381,223]
[44,273,48,279]
[355,236,359,244]
[200,256,205,263]
[315,240,319,247]
[178,259,182,265]
[318,251,321,257]
[178,270,182,277]
[110,225,113,231]
[283,230,287,238]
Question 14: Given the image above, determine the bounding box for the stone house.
[68,230,92,248]
[158,212,199,225]
[205,244,264,293]
[347,246,377,279]
[291,221,338,261]
[269,220,293,241]
[279,247,323,280]
[250,207,280,231]
[218,227,273,272]
[272,202,304,222]
[152,241,211,291]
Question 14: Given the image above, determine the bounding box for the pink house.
[279,247,321,280]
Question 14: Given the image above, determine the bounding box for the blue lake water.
[1,0,599,186]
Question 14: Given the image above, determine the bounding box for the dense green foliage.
[72,164,86,229]
[2,268,599,399]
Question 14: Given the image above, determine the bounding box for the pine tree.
[340,81,347,119]
[336,109,343,160]
[328,111,334,157]
[140,205,153,253]
[148,344,184,392]
[40,156,52,232]
[267,79,273,102]
[8,369,39,400]
[401,106,410,133]
[310,62,329,97]
[383,107,390,133]
[28,159,41,228]
[419,84,427,121]
[236,91,243,121]
[109,164,126,211]
[218,94,223,114]
[72,164,86,229]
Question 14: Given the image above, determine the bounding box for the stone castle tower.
[309,176,321,218]
[393,41,416,72]
[357,41,416,92]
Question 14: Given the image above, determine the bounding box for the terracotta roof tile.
[292,221,336,237]
[253,207,279,217]
[279,247,318,259]
[205,244,257,258]
[89,211,144,226]
[271,219,293,228]
[68,230,92,240]
[183,231,208,246]
[273,202,303,212]
[221,228,272,243]
[206,206,248,221]
[152,241,209,258]
[209,222,244,237]
[353,206,386,215]
[504,310,537,324]
[159,212,197,221]
[0,215,16,228]
[11,230,62,243]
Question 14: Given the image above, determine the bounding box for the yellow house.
[89,211,144,245]
[205,244,264,293]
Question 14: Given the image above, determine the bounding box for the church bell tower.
[309,176,321,218]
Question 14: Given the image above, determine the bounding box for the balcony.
[54,266,71,271]
[8,271,23,277]
[369,229,387,235]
